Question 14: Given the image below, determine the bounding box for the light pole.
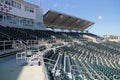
[39,0,41,7]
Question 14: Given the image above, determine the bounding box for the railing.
[16,50,50,80]
[12,40,24,48]
[0,32,10,40]
[26,40,38,46]
[70,65,93,80]
[113,75,120,80]
[0,40,13,51]
[96,71,109,80]
[0,40,27,51]
[16,52,27,66]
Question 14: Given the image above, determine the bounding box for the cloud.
[64,4,76,10]
[97,16,103,20]
[53,3,58,8]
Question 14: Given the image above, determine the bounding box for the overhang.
[43,10,94,31]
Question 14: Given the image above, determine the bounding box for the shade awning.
[43,10,94,31]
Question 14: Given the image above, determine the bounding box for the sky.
[25,0,120,36]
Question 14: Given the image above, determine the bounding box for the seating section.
[0,32,10,40]
[90,62,120,80]
[83,33,103,40]
[42,41,120,80]
[0,25,120,80]
[0,26,36,40]
[0,27,90,45]
[66,32,87,41]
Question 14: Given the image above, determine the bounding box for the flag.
[6,9,10,12]
[9,6,12,10]
[1,7,5,11]
[0,4,12,13]
[0,3,3,6]
[4,5,8,8]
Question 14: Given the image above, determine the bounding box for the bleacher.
[0,26,35,40]
[42,40,120,80]
[0,25,120,80]
[0,26,53,41]
[83,33,103,40]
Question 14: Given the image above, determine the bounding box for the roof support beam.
[58,16,70,26]
[81,23,94,30]
[61,17,72,26]
[52,15,67,25]
[66,18,77,28]
[50,14,62,26]
[74,20,85,29]
[71,20,85,30]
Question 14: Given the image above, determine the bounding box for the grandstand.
[0,0,120,80]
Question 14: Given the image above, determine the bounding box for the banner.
[0,3,12,13]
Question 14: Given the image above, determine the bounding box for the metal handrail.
[0,32,10,40]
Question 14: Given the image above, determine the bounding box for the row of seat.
[90,62,120,80]
[43,46,94,80]
[0,26,36,40]
[0,26,88,42]
[44,41,120,80]
[1,25,120,79]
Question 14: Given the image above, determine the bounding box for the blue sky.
[25,0,120,36]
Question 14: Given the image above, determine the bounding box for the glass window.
[0,0,4,3]
[16,2,21,9]
[5,0,10,5]
[11,0,14,6]
[24,6,34,13]
[37,22,42,26]
[10,1,21,9]
[0,14,3,21]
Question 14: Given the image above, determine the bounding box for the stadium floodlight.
[39,0,42,6]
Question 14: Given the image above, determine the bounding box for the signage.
[0,3,12,13]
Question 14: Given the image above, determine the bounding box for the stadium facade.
[0,0,44,29]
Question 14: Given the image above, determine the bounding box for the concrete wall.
[8,6,36,19]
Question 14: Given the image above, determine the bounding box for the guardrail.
[0,40,13,51]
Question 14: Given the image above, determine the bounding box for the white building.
[0,0,45,29]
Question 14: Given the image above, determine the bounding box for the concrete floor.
[0,55,17,66]
[0,66,46,80]
[0,55,47,80]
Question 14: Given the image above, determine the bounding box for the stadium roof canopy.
[43,10,94,31]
